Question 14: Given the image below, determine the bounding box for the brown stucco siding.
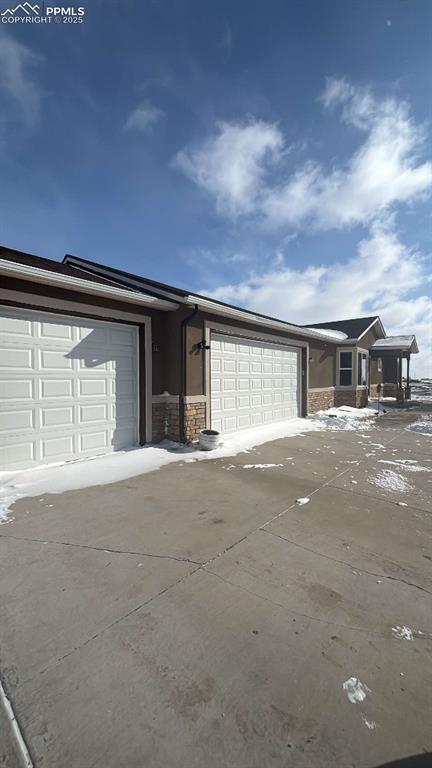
[360,322,383,350]
[151,310,187,396]
[308,340,336,388]
[369,356,384,386]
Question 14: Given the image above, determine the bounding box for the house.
[0,245,419,470]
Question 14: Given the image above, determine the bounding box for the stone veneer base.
[152,399,207,443]
[334,388,368,408]
[308,388,335,413]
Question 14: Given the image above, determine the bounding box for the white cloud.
[0,31,43,125]
[319,76,354,109]
[175,119,283,217]
[124,100,164,133]
[206,221,432,377]
[176,79,432,231]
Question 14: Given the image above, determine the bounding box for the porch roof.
[371,335,419,354]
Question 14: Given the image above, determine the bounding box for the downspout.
[180,303,199,443]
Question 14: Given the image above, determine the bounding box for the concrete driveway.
[1,405,432,767]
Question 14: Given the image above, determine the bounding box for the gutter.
[185,295,345,343]
[0,259,179,311]
[180,304,199,443]
[63,256,352,345]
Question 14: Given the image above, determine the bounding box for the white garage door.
[0,307,139,470]
[210,333,300,434]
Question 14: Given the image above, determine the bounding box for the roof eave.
[0,258,179,311]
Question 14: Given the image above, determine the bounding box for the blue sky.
[0,0,431,374]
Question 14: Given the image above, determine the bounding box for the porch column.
[405,354,411,399]
[396,352,404,403]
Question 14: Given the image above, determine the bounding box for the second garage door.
[210,333,300,434]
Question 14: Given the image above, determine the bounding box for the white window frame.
[337,349,353,387]
[377,357,382,373]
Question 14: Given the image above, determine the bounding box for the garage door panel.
[0,307,139,470]
[77,378,106,397]
[77,326,108,344]
[0,316,32,336]
[40,378,74,399]
[79,431,109,452]
[211,333,300,434]
[0,379,33,400]
[0,441,35,466]
[40,322,73,340]
[0,409,34,432]
[0,348,33,369]
[40,350,72,370]
[42,435,75,460]
[41,406,74,428]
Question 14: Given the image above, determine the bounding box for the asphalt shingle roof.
[305,316,379,339]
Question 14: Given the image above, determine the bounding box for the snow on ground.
[406,415,432,436]
[392,625,414,641]
[342,677,370,704]
[378,459,431,473]
[368,469,413,493]
[411,380,432,402]
[309,405,377,432]
[241,463,283,470]
[0,406,379,524]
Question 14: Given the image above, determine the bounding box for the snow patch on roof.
[305,327,348,340]
[372,335,416,350]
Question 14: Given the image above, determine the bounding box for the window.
[339,351,352,386]
[377,357,382,373]
[358,352,368,386]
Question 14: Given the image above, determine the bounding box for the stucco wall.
[360,322,383,350]
[383,356,398,384]
[308,341,336,388]
[370,356,384,386]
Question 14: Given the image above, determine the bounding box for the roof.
[371,336,419,354]
[0,245,178,311]
[61,254,342,343]
[305,316,381,339]
[0,245,130,289]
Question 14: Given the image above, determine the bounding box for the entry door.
[0,306,139,469]
[210,333,300,434]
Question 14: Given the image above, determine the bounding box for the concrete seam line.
[258,425,405,534]
[0,680,33,768]
[260,528,432,596]
[0,534,203,565]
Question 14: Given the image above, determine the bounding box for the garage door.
[210,333,300,434]
[0,307,139,470]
